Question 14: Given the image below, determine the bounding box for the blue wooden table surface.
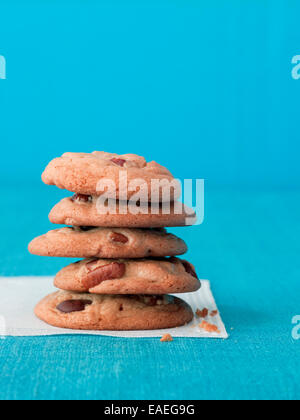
[0,186,299,400]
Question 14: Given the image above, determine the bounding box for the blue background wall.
[0,0,299,188]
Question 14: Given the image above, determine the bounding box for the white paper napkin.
[0,277,228,339]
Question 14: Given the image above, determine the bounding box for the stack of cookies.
[29,152,200,331]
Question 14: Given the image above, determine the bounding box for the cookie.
[35,291,194,331]
[49,196,197,228]
[28,227,188,259]
[42,152,180,202]
[54,257,201,295]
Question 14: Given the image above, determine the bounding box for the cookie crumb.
[199,320,220,334]
[210,310,218,317]
[160,334,173,342]
[196,308,208,318]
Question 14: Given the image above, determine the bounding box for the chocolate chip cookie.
[42,152,180,202]
[28,227,188,259]
[35,291,194,330]
[54,257,201,295]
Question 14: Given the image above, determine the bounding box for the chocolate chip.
[110,232,129,244]
[57,300,92,313]
[110,158,126,167]
[71,194,92,203]
[83,262,126,289]
[182,261,198,279]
